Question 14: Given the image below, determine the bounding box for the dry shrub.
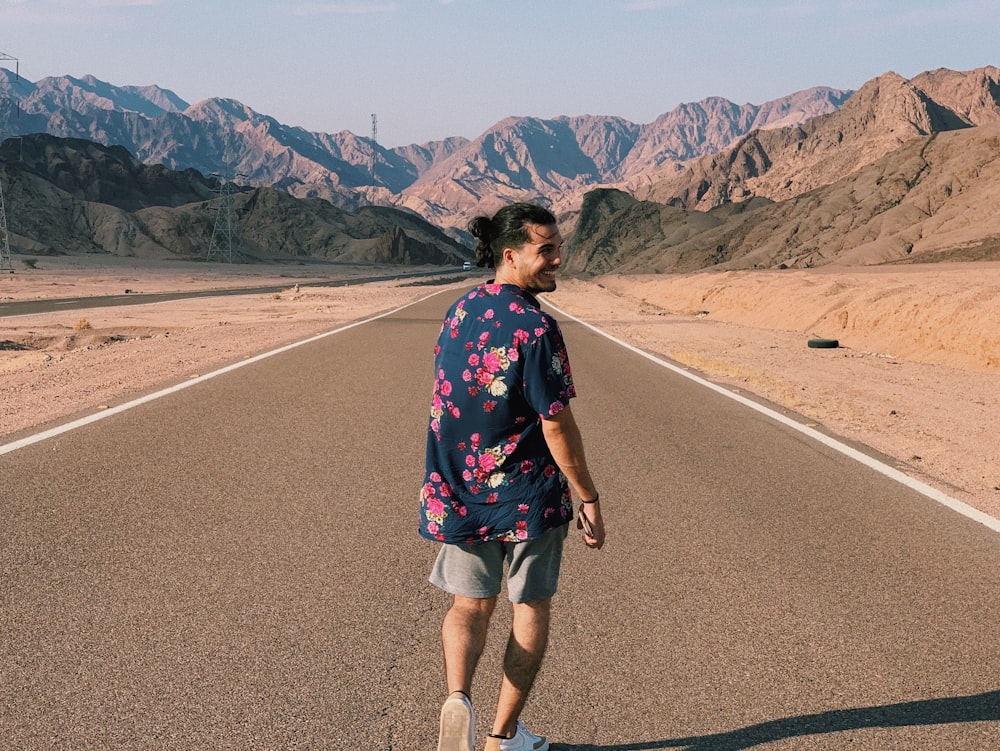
[74,318,92,331]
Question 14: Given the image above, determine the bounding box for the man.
[420,202,605,751]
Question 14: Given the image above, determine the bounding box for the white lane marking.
[545,299,1000,535]
[0,288,456,457]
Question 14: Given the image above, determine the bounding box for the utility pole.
[207,171,245,263]
[0,51,20,273]
[0,169,12,273]
[370,113,377,183]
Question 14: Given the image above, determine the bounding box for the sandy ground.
[2,255,998,524]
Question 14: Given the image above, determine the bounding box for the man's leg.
[442,594,497,695]
[490,598,551,738]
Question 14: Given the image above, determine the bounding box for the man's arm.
[541,404,605,549]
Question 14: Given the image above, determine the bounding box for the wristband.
[581,493,600,504]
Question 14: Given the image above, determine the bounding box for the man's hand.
[577,502,606,550]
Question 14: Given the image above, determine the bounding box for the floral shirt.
[420,283,576,545]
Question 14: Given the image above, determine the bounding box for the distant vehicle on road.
[462,261,472,270]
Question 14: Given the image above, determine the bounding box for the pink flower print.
[478,332,490,349]
[426,498,445,517]
[535,327,546,336]
[485,283,502,294]
[483,400,497,413]
[462,469,473,482]
[440,482,452,497]
[465,455,476,468]
[484,308,494,319]
[467,387,477,396]
[520,460,534,473]
[462,369,473,382]
[509,301,524,314]
[434,344,441,356]
[448,405,460,418]
[513,329,529,345]
[478,453,497,472]
[487,492,499,504]
[440,380,452,396]
[543,464,557,477]
[470,433,481,449]
[457,441,466,450]
[503,442,517,455]
[518,503,529,514]
[483,351,502,373]
[430,418,440,434]
[549,400,565,415]
[468,353,480,366]
[465,341,474,351]
[508,347,519,362]
[475,368,493,387]
[427,521,439,535]
[429,472,442,483]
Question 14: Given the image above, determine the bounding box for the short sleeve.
[520,320,576,418]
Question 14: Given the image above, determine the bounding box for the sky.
[1,0,999,148]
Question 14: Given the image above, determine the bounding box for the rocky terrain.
[2,65,999,273]
[0,135,469,264]
[0,67,850,232]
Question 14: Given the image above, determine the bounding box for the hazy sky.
[1,0,998,147]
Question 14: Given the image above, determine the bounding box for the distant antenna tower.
[0,50,20,273]
[207,171,245,263]
[370,113,378,182]
[0,168,12,273]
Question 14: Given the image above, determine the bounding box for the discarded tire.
[807,338,840,349]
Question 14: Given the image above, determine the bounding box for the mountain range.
[1,65,999,271]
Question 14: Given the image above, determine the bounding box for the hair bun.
[468,216,496,243]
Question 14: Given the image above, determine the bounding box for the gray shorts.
[429,524,569,604]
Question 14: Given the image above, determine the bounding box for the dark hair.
[468,202,557,269]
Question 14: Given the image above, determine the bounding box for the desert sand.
[2,256,998,523]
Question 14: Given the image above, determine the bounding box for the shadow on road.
[552,689,1000,750]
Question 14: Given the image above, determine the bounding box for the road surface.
[2,288,997,749]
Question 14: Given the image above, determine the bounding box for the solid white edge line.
[544,298,1000,535]
[0,287,455,457]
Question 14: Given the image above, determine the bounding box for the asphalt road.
[1,288,997,750]
[0,267,466,318]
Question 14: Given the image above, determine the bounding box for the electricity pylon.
[0,50,19,273]
[0,169,11,273]
[370,113,377,182]
[207,172,245,263]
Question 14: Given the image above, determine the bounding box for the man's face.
[507,223,563,293]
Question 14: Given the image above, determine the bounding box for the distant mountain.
[4,65,1000,272]
[641,70,984,210]
[0,68,850,230]
[0,134,469,264]
[557,65,1000,273]
[566,119,1000,273]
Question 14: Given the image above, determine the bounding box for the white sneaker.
[437,692,475,751]
[498,720,549,751]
